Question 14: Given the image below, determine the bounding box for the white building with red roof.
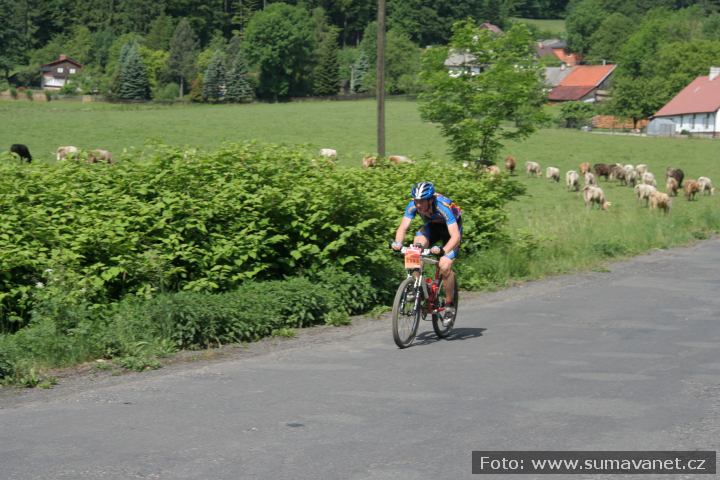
[651,67,720,136]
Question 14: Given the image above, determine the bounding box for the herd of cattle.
[8,143,114,164]
[517,157,714,214]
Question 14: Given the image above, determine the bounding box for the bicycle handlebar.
[389,243,445,257]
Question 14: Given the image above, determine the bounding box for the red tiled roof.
[552,48,581,66]
[41,55,83,68]
[547,85,596,101]
[558,64,616,87]
[655,75,720,116]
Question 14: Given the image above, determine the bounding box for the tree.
[168,18,199,97]
[586,12,636,63]
[557,101,596,128]
[565,0,608,55]
[609,76,670,129]
[313,29,341,96]
[118,42,151,100]
[145,12,175,50]
[202,51,226,102]
[351,50,369,92]
[243,3,316,100]
[225,50,254,102]
[418,21,547,165]
[0,1,25,81]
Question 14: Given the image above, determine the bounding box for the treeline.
[0,0,545,102]
[564,1,720,126]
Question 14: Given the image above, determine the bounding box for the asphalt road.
[2,240,720,480]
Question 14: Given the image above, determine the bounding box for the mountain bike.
[391,244,458,348]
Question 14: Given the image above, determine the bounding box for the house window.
[69,68,76,74]
[57,67,64,73]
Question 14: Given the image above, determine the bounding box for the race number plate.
[404,245,422,269]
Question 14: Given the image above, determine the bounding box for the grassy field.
[3,97,720,284]
[510,17,566,35]
[0,98,446,166]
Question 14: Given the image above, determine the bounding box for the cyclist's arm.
[394,216,413,245]
[442,222,461,255]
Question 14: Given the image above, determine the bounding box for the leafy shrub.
[557,101,596,128]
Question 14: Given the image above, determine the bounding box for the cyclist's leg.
[428,221,460,306]
[413,223,431,248]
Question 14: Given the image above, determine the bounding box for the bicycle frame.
[400,246,444,318]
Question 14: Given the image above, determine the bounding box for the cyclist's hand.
[391,241,402,251]
[430,246,442,255]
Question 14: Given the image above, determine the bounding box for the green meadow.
[2,97,720,287]
[510,17,566,35]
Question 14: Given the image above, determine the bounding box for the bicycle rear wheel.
[392,277,422,348]
[432,277,458,338]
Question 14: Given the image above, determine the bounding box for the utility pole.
[376,0,386,157]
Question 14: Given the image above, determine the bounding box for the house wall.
[658,112,719,135]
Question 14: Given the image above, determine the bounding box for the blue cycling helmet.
[410,181,435,200]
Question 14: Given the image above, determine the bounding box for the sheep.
[579,162,591,175]
[684,180,701,201]
[635,164,648,176]
[593,163,612,181]
[525,161,541,177]
[665,167,684,188]
[697,176,715,195]
[56,145,79,161]
[483,165,501,176]
[649,191,672,214]
[584,171,597,186]
[666,177,679,197]
[10,144,32,163]
[319,148,337,158]
[583,185,611,210]
[641,171,657,187]
[566,170,580,192]
[87,149,113,164]
[634,183,657,207]
[546,166,560,182]
[504,155,516,174]
[362,155,377,168]
[388,155,414,165]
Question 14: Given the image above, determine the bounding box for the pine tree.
[225,50,254,103]
[118,43,151,100]
[313,29,340,96]
[352,50,369,93]
[110,41,135,98]
[202,52,226,103]
[168,19,199,97]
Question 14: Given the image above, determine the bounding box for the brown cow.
[88,149,113,164]
[579,162,591,175]
[684,180,700,201]
[504,155,516,174]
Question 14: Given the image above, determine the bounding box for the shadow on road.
[414,327,486,346]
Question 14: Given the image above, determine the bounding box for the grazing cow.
[362,155,377,168]
[87,149,113,164]
[319,148,337,158]
[635,164,648,176]
[666,177,679,197]
[611,164,627,185]
[697,176,715,195]
[684,180,701,201]
[649,191,672,214]
[579,162,591,175]
[593,163,612,181]
[566,170,580,192]
[625,168,638,187]
[583,185,611,210]
[641,171,657,187]
[665,167,684,188]
[504,155,516,174]
[10,144,32,163]
[546,166,560,182]
[525,161,541,177]
[56,145,80,161]
[584,171,597,186]
[634,184,656,207]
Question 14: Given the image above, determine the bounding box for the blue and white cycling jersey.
[403,193,461,225]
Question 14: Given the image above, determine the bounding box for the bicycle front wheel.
[392,277,422,348]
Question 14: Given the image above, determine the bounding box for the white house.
[650,67,720,137]
[40,55,83,90]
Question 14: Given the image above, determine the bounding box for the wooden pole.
[376,0,386,157]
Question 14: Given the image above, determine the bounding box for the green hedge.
[0,143,523,331]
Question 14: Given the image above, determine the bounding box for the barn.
[651,67,720,137]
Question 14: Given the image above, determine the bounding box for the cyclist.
[391,181,462,326]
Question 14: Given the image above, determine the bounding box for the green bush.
[0,142,521,331]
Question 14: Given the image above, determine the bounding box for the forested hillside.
[1,0,570,101]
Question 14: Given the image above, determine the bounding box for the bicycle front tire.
[392,277,422,348]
